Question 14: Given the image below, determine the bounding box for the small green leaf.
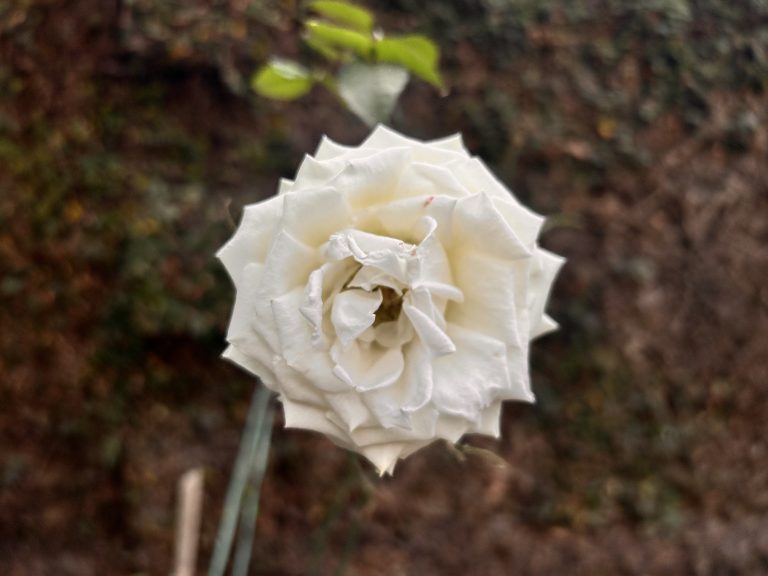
[251,59,314,100]
[375,35,443,88]
[305,34,343,61]
[309,0,374,33]
[336,63,409,126]
[305,20,374,59]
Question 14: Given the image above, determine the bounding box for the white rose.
[218,125,564,475]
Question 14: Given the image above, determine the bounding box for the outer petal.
[281,398,352,446]
[326,390,374,432]
[257,229,319,297]
[399,341,434,413]
[528,248,566,339]
[222,345,277,390]
[447,157,546,245]
[452,193,531,262]
[362,125,470,165]
[314,135,353,161]
[271,357,327,406]
[427,133,470,156]
[447,251,528,348]
[280,187,352,247]
[216,196,283,288]
[360,124,415,150]
[225,262,264,343]
[394,162,472,201]
[361,442,407,476]
[292,154,345,190]
[251,230,319,351]
[492,196,545,248]
[431,325,517,421]
[328,147,410,209]
[277,178,294,195]
[469,400,503,437]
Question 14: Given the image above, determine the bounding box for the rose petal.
[328,147,410,209]
[365,194,457,246]
[402,302,456,357]
[362,125,470,165]
[427,133,470,156]
[470,400,503,437]
[280,187,352,247]
[225,262,264,342]
[431,325,517,421]
[452,192,531,261]
[447,250,528,348]
[216,196,283,288]
[331,288,383,347]
[277,178,294,195]
[434,414,469,443]
[492,196,545,248]
[535,314,559,337]
[326,229,413,284]
[272,288,351,393]
[361,442,407,476]
[360,124,414,149]
[325,390,373,432]
[351,404,438,444]
[406,287,446,330]
[314,135,353,161]
[399,341,434,412]
[331,340,405,392]
[257,229,319,297]
[348,266,407,294]
[271,356,327,406]
[292,154,345,189]
[281,397,352,446]
[529,248,566,339]
[446,157,517,200]
[251,230,319,352]
[372,313,414,349]
[299,268,326,348]
[447,157,546,246]
[395,162,471,200]
[222,345,277,390]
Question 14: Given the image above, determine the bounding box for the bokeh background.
[2,1,768,574]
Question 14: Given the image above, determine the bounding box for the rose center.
[373,287,405,326]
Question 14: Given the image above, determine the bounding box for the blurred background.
[1,0,767,574]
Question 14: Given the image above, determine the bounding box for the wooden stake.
[172,468,205,576]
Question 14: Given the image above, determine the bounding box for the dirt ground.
[1,1,767,574]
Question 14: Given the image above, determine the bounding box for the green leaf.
[251,59,314,100]
[308,0,374,33]
[305,34,343,61]
[305,20,374,59]
[375,35,443,88]
[336,63,409,126]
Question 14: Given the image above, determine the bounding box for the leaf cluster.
[251,1,444,126]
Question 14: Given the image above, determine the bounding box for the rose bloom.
[218,126,564,475]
